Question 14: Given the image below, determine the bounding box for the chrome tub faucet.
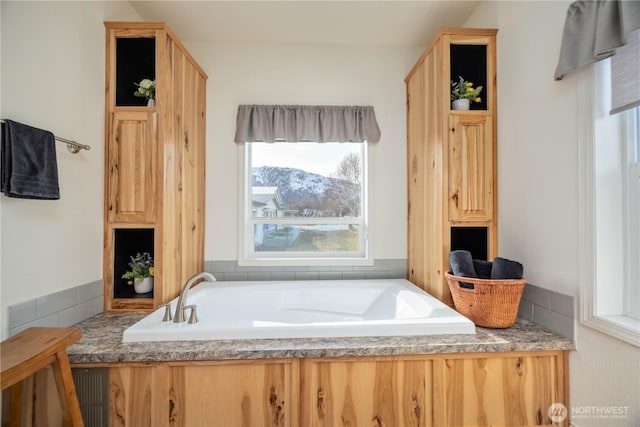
[172,272,216,323]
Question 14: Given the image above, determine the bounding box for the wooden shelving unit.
[405,28,498,305]
[103,22,207,311]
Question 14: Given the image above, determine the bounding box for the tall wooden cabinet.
[103,22,207,311]
[405,28,498,305]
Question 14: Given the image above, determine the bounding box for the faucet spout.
[173,272,216,323]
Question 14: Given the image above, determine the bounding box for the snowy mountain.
[253,166,329,197]
[252,166,360,216]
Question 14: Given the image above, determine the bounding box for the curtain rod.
[0,119,91,154]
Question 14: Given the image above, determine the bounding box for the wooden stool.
[1,327,84,427]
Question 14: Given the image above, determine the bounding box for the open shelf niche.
[115,37,155,107]
[113,228,154,299]
[450,226,488,261]
[450,44,488,111]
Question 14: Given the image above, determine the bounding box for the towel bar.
[52,135,91,153]
[0,119,90,153]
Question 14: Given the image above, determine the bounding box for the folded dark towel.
[449,250,477,278]
[1,120,60,200]
[473,259,493,279]
[491,257,524,279]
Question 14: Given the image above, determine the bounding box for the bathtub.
[122,279,475,342]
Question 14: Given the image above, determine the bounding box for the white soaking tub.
[122,279,475,342]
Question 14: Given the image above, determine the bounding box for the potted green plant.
[134,78,156,107]
[450,76,483,110]
[122,252,154,294]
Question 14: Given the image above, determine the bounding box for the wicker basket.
[445,271,526,328]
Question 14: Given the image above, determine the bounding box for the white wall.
[465,2,639,426]
[185,41,420,261]
[0,1,142,338]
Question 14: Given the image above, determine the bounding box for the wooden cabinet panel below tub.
[300,358,431,427]
[100,351,567,427]
[108,361,295,427]
[169,363,293,427]
[433,352,568,427]
[109,365,164,426]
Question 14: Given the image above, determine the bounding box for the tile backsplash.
[517,283,575,340]
[7,261,575,341]
[205,258,408,282]
[8,280,103,337]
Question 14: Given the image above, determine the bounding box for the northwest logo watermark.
[548,403,630,422]
[548,403,567,423]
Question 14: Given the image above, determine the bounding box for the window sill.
[581,314,640,348]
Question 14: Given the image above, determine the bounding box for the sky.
[250,142,362,177]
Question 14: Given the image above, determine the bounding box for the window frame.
[578,62,640,347]
[623,105,640,319]
[237,142,373,267]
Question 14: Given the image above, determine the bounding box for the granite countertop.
[67,312,574,364]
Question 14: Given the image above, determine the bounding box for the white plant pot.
[451,98,470,110]
[134,277,153,294]
[147,99,156,107]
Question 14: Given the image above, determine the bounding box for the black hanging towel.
[1,120,60,200]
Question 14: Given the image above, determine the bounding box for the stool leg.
[20,376,34,427]
[51,350,84,427]
[1,381,31,427]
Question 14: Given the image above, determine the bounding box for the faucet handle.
[184,305,198,324]
[159,303,173,322]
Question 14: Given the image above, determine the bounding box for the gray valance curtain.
[554,0,640,81]
[234,105,381,143]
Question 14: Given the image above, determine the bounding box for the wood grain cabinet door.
[300,359,431,427]
[169,363,292,427]
[448,114,494,222]
[107,110,157,223]
[433,353,567,427]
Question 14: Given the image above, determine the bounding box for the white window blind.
[611,29,640,115]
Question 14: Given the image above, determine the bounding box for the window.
[579,59,640,347]
[239,142,370,266]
